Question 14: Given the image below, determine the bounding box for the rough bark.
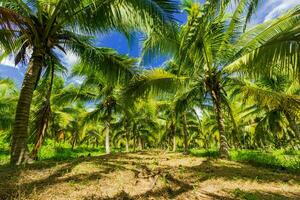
[10,49,44,165]
[211,89,229,159]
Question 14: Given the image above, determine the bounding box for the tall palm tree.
[128,0,300,158]
[0,0,178,165]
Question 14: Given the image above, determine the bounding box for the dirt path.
[0,151,299,200]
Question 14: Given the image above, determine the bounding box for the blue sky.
[1,0,300,85]
[60,0,300,68]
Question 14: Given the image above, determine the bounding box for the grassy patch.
[189,148,219,158]
[230,150,300,172]
[38,145,106,161]
[0,141,10,165]
[233,188,293,200]
[0,140,127,164]
[190,149,300,173]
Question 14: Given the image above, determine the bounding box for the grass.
[1,142,299,173]
[190,148,300,173]
[0,141,9,165]
[232,188,298,200]
[0,140,126,164]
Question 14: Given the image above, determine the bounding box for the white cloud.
[61,51,80,67]
[264,0,300,22]
[0,56,16,67]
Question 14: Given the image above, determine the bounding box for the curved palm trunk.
[30,67,54,160]
[11,50,43,165]
[211,89,229,159]
[30,107,50,160]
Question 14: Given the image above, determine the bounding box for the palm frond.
[124,69,182,101]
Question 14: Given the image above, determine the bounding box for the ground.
[0,151,299,200]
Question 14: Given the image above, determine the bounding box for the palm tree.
[0,0,178,165]
[72,64,132,154]
[0,79,18,134]
[29,76,88,159]
[29,60,64,159]
[230,74,300,149]
[130,0,300,158]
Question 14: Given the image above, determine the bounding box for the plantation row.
[0,0,300,166]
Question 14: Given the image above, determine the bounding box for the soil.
[0,151,299,200]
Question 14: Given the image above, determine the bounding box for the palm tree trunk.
[138,137,142,150]
[30,113,49,160]
[71,131,78,150]
[105,125,110,154]
[10,50,43,165]
[126,136,129,152]
[30,66,54,160]
[133,134,136,152]
[72,134,77,150]
[173,135,176,152]
[182,113,188,154]
[211,89,229,159]
[172,123,177,152]
[125,129,130,152]
[125,122,130,152]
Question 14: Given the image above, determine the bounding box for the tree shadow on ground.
[0,153,152,199]
[0,157,100,199]
[83,174,193,200]
[0,152,299,200]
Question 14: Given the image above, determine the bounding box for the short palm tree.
[230,74,300,148]
[0,0,178,165]
[72,62,133,154]
[0,79,18,133]
[30,76,86,159]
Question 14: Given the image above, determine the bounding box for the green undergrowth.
[1,142,300,173]
[0,140,125,164]
[232,188,294,200]
[190,148,300,173]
